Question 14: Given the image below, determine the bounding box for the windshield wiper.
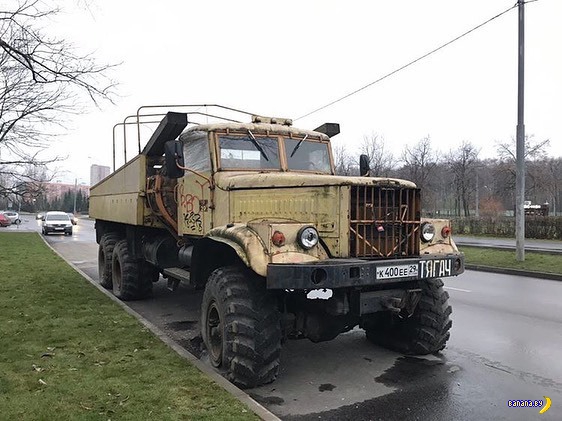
[247,130,269,161]
[290,134,308,158]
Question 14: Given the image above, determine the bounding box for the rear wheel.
[111,239,152,300]
[363,278,452,354]
[201,266,281,388]
[98,233,121,289]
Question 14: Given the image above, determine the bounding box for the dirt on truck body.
[90,105,464,388]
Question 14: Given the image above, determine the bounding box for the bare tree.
[332,144,355,176]
[360,133,395,177]
[400,136,437,187]
[0,0,116,202]
[496,135,550,162]
[495,135,550,206]
[398,136,439,213]
[446,141,480,217]
[535,157,562,214]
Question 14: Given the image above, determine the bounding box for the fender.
[205,224,269,276]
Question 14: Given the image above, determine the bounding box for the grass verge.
[0,233,258,420]
[460,245,562,274]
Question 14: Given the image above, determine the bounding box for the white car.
[42,211,73,236]
[1,211,21,224]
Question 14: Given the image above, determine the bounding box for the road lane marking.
[444,286,472,293]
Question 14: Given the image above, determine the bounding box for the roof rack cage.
[112,104,257,171]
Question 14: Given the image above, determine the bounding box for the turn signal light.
[441,226,452,238]
[271,230,286,247]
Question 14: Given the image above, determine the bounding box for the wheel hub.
[206,301,223,367]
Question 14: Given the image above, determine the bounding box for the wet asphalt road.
[16,215,562,420]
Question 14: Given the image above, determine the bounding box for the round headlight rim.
[421,222,435,243]
[297,225,319,250]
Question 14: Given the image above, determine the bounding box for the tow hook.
[382,297,402,314]
[398,289,422,319]
[382,289,422,318]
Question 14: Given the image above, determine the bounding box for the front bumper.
[44,226,72,234]
[266,254,464,289]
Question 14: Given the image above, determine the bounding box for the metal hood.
[215,171,417,190]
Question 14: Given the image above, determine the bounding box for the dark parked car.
[0,213,10,227]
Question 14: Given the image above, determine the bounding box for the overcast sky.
[50,0,562,184]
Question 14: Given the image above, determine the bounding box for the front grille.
[350,186,421,258]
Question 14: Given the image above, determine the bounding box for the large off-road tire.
[363,278,452,354]
[111,240,153,301]
[98,233,121,289]
[201,266,281,389]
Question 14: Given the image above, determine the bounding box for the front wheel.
[201,266,281,389]
[362,278,452,354]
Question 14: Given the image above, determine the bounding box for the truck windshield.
[219,135,280,170]
[284,138,332,173]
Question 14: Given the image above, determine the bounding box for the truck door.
[178,131,213,236]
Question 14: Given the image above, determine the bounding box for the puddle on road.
[249,393,285,406]
[375,356,448,387]
[318,383,336,392]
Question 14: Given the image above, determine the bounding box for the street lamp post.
[73,178,77,214]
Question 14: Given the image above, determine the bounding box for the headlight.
[297,226,319,249]
[421,222,435,243]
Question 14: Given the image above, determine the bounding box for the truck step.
[163,267,194,291]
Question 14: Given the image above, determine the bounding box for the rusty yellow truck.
[90,105,464,388]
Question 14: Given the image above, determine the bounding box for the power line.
[294,3,519,122]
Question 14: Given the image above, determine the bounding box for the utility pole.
[515,0,526,261]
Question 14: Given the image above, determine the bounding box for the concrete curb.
[465,264,562,281]
[458,243,562,255]
[39,233,281,421]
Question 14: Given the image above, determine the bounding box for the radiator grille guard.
[350,185,421,258]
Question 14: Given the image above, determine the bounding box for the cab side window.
[183,131,211,172]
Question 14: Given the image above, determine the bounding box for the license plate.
[376,264,419,280]
[419,259,452,278]
[55,227,64,230]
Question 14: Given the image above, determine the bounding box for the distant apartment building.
[90,164,111,186]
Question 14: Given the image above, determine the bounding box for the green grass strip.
[0,233,258,420]
[460,245,562,275]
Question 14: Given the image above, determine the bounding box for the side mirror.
[359,154,370,177]
[164,140,185,178]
